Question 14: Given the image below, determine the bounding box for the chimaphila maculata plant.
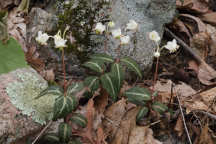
[35,27,87,143]
[149,30,180,90]
[84,20,170,123]
[34,21,174,143]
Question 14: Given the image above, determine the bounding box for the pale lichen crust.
[6,68,58,125]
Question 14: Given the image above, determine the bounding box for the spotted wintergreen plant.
[38,82,87,143]
[83,53,142,102]
[123,86,168,122]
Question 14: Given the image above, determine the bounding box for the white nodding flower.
[94,22,106,34]
[154,51,160,58]
[149,31,160,42]
[108,21,115,28]
[164,39,179,53]
[120,35,130,45]
[54,31,67,48]
[111,28,121,39]
[126,19,138,30]
[35,31,50,45]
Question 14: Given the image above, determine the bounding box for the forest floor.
[1,0,216,143]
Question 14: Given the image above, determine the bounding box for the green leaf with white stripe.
[66,82,84,97]
[70,113,87,128]
[111,63,124,92]
[100,73,118,101]
[124,87,151,105]
[42,133,60,143]
[36,85,63,99]
[136,106,149,122]
[58,123,72,142]
[152,101,168,114]
[90,53,114,64]
[53,95,78,120]
[83,60,105,73]
[120,57,142,78]
[84,76,100,93]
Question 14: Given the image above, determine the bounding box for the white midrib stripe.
[87,62,102,72]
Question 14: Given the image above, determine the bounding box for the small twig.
[176,93,192,144]
[149,120,161,126]
[195,110,216,120]
[32,120,53,144]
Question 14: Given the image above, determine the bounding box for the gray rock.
[91,0,176,71]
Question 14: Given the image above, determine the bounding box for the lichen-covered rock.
[0,68,58,143]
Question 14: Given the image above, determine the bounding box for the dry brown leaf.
[128,126,162,144]
[176,0,209,14]
[190,32,210,59]
[7,8,27,52]
[25,45,45,72]
[97,126,106,144]
[188,60,216,85]
[183,86,216,113]
[111,108,138,144]
[171,19,192,39]
[197,124,214,144]
[201,12,216,26]
[154,79,196,98]
[180,14,206,34]
[198,62,216,85]
[0,0,19,10]
[103,99,127,139]
[174,116,184,137]
[206,24,216,56]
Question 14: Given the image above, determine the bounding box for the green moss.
[56,0,106,62]
[6,68,58,125]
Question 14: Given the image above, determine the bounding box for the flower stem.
[153,57,159,91]
[62,48,67,96]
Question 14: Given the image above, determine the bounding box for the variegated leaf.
[42,133,60,143]
[152,101,168,114]
[66,82,84,97]
[58,123,72,142]
[124,86,151,105]
[136,106,149,122]
[36,85,63,99]
[120,57,142,78]
[53,95,78,120]
[83,60,105,73]
[90,53,114,63]
[70,113,87,128]
[84,76,100,93]
[100,73,118,101]
[111,63,124,92]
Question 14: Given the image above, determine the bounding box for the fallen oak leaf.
[179,14,206,33]
[128,126,162,144]
[176,0,209,14]
[200,12,216,26]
